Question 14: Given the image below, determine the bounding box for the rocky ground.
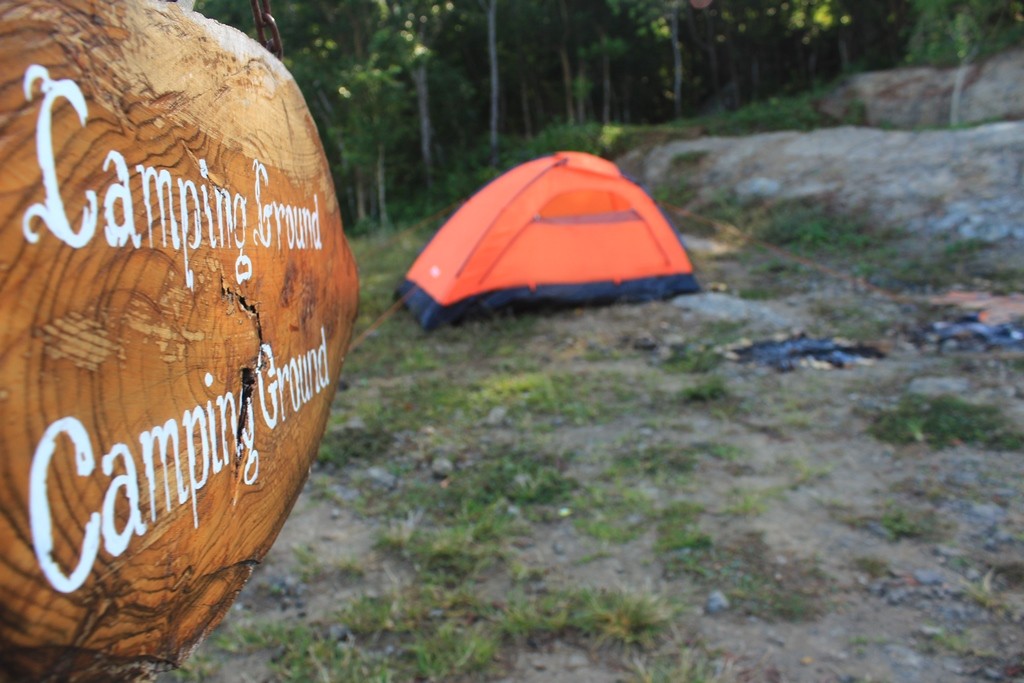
[165,239,1024,682]
[163,119,1024,683]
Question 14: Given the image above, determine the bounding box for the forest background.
[195,0,1024,233]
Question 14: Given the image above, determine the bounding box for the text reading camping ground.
[18,62,336,596]
[21,64,322,288]
[30,330,333,595]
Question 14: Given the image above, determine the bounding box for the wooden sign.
[0,1,359,680]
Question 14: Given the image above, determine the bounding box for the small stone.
[885,644,923,669]
[633,335,658,350]
[913,569,945,586]
[484,406,508,426]
[328,624,353,642]
[343,415,367,430]
[886,588,909,605]
[906,376,970,396]
[919,625,943,637]
[567,653,589,667]
[968,502,1006,525]
[735,176,781,199]
[551,542,566,556]
[431,457,453,479]
[705,590,730,614]
[366,466,397,489]
[513,473,533,489]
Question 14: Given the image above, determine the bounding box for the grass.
[318,418,395,467]
[722,485,787,516]
[880,505,939,540]
[208,622,395,682]
[662,345,723,373]
[574,485,656,543]
[628,646,737,683]
[859,503,950,541]
[376,442,578,520]
[606,441,700,479]
[378,505,516,585]
[870,395,1024,450]
[661,531,829,622]
[573,588,673,647]
[409,621,499,679]
[890,236,1024,293]
[679,376,729,403]
[171,192,1024,681]
[280,584,675,681]
[702,196,909,293]
[852,556,891,579]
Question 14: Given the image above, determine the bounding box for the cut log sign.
[0,1,359,680]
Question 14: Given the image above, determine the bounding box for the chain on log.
[0,1,358,680]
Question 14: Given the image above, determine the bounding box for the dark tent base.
[398,274,700,331]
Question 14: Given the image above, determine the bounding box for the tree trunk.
[704,8,720,105]
[684,0,719,107]
[412,62,434,189]
[520,75,533,138]
[355,167,368,222]
[480,0,500,166]
[575,59,588,124]
[0,2,359,680]
[559,44,575,124]
[558,0,575,124]
[377,143,389,227]
[950,50,976,126]
[599,28,612,125]
[670,0,683,118]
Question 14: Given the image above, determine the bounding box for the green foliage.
[852,556,891,579]
[870,395,1024,450]
[381,505,514,585]
[209,622,394,682]
[756,200,875,254]
[665,532,829,622]
[878,504,945,540]
[318,419,394,467]
[193,0,933,233]
[654,501,710,554]
[906,0,1024,65]
[628,647,731,683]
[694,441,747,462]
[573,485,655,543]
[499,591,575,638]
[696,91,832,135]
[662,345,723,374]
[448,449,578,510]
[571,588,672,647]
[410,621,498,679]
[679,376,729,403]
[609,441,699,478]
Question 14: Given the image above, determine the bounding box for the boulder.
[817,48,1024,128]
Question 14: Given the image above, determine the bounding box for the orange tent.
[399,151,699,329]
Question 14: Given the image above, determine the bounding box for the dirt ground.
[162,227,1024,683]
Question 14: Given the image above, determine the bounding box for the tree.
[478,0,500,166]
